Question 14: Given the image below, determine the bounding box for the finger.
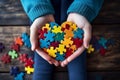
[51,59,59,66]
[61,60,69,67]
[66,45,85,63]
[35,48,59,66]
[83,24,92,48]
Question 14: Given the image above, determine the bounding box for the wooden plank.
[0,25,120,72]
[1,71,120,80]
[0,73,32,80]
[0,0,120,25]
[93,0,120,24]
[0,0,29,25]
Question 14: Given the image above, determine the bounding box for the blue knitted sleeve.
[67,0,104,22]
[20,0,55,21]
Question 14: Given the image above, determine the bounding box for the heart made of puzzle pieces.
[38,21,84,61]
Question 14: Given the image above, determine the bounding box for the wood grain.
[0,0,120,25]
[0,0,120,80]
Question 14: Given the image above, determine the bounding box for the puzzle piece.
[52,26,62,34]
[0,54,11,64]
[25,66,34,74]
[50,22,59,28]
[87,45,94,54]
[71,23,77,31]
[61,21,72,29]
[57,44,66,55]
[65,48,73,58]
[56,53,65,61]
[61,22,72,31]
[38,28,47,39]
[54,32,64,42]
[0,42,5,52]
[50,41,59,48]
[90,36,102,50]
[22,33,31,48]
[106,39,115,46]
[72,38,83,48]
[64,28,74,39]
[40,39,50,48]
[24,57,34,67]
[10,66,19,77]
[44,31,55,42]
[73,28,84,39]
[15,37,23,46]
[46,47,57,58]
[42,23,51,31]
[93,42,102,51]
[70,45,77,52]
[61,38,73,48]
[98,37,107,49]
[18,54,28,63]
[99,47,106,56]
[8,50,18,59]
[15,72,24,80]
[11,43,20,52]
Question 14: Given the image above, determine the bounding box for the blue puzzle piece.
[15,72,24,80]
[106,39,115,46]
[74,28,84,39]
[21,33,31,48]
[21,33,29,41]
[90,37,102,50]
[54,32,64,42]
[44,31,55,42]
[40,39,50,48]
[98,37,107,49]
[56,53,65,61]
[93,42,102,50]
[10,66,19,77]
[0,42,5,52]
[50,22,59,28]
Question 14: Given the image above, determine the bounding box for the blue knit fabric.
[21,0,103,22]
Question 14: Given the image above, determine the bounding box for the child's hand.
[60,13,92,67]
[30,15,59,66]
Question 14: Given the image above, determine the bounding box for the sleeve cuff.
[28,4,55,21]
[67,2,96,22]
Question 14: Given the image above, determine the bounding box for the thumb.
[30,26,39,51]
[83,24,92,48]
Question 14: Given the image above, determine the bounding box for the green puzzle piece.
[8,50,18,59]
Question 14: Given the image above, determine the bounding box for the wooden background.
[0,0,120,80]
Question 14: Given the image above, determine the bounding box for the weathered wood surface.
[0,0,120,80]
[1,72,120,80]
[0,0,120,25]
[0,0,29,25]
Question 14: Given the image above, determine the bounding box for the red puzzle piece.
[0,54,11,64]
[72,38,83,48]
[24,57,34,67]
[50,41,59,48]
[11,43,20,52]
[38,28,47,39]
[18,54,28,63]
[99,47,107,56]
[65,48,73,58]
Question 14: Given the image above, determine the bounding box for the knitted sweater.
[20,0,103,22]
